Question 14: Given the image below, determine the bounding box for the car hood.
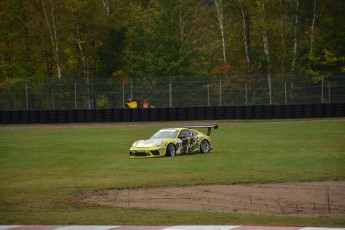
[133,138,165,148]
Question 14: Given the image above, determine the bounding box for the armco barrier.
[1,103,344,124]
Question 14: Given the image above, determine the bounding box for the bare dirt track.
[82,181,345,218]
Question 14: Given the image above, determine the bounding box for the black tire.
[166,143,176,157]
[200,140,211,153]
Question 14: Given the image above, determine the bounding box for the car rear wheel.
[200,140,210,153]
[166,143,176,157]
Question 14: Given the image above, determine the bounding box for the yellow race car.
[129,125,218,158]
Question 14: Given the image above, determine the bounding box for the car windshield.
[151,129,178,139]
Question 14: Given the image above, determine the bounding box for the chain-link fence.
[1,75,344,110]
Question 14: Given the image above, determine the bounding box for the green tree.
[0,0,33,87]
[308,0,345,73]
[97,27,127,78]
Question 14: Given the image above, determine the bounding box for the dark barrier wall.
[1,103,344,124]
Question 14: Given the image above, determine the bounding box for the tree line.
[1,0,344,89]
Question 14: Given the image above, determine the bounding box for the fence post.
[74,80,77,109]
[328,81,331,103]
[130,79,133,99]
[266,73,272,105]
[13,91,16,110]
[269,79,272,105]
[321,76,324,103]
[219,77,222,106]
[169,80,172,107]
[51,89,55,110]
[245,85,248,105]
[207,84,210,106]
[25,81,28,110]
[122,81,125,108]
[284,82,287,104]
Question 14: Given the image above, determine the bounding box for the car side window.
[179,130,191,138]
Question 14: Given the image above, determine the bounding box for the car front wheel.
[200,140,210,153]
[166,143,176,157]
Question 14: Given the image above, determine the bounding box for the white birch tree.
[70,6,92,109]
[309,0,317,58]
[238,0,250,65]
[256,0,272,104]
[40,0,62,79]
[179,3,185,42]
[279,0,286,73]
[291,0,299,71]
[214,0,227,66]
[101,0,110,16]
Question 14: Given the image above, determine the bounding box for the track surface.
[1,226,345,230]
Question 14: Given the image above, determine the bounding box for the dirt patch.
[81,181,345,218]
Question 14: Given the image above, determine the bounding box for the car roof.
[159,128,201,133]
[159,125,217,136]
[159,128,185,131]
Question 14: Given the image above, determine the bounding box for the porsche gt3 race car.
[129,125,218,158]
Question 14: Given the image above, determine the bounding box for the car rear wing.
[184,125,218,136]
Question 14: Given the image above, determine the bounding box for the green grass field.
[0,119,345,226]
